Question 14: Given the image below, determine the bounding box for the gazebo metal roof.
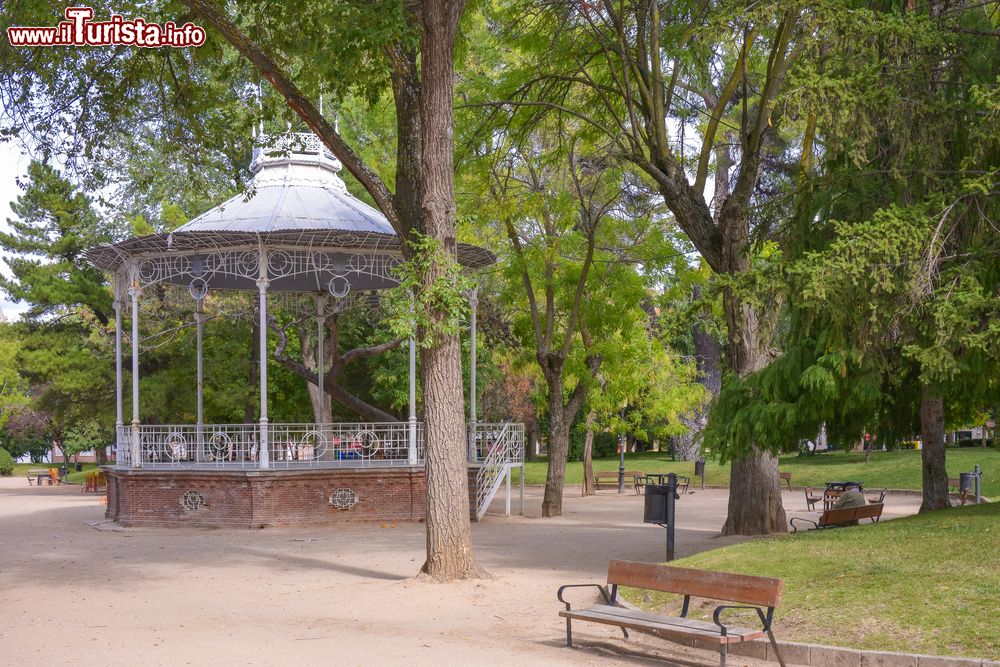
[86,132,494,294]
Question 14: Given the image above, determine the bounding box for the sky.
[0,140,31,321]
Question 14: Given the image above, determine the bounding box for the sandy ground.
[0,478,920,666]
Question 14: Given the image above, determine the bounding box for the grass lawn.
[523,448,1000,497]
[623,501,1000,659]
[10,461,103,485]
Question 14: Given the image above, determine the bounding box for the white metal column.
[257,251,270,469]
[129,279,141,468]
[113,277,123,461]
[316,295,326,427]
[505,464,511,516]
[407,335,417,465]
[468,287,478,461]
[520,465,525,516]
[195,296,205,460]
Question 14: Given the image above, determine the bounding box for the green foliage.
[382,234,474,348]
[0,447,13,475]
[706,2,1000,461]
[62,418,107,460]
[0,161,112,322]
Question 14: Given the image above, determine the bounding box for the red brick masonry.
[103,467,439,528]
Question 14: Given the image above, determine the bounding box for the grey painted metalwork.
[181,490,206,511]
[474,423,526,520]
[330,488,359,510]
[316,295,326,425]
[257,269,270,469]
[88,131,521,491]
[195,297,205,452]
[129,279,141,467]
[85,132,494,294]
[113,277,123,436]
[118,421,429,468]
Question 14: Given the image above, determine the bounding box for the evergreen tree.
[0,161,112,322]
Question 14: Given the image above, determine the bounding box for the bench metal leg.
[767,629,786,667]
[620,627,629,641]
[565,617,572,647]
[719,642,727,667]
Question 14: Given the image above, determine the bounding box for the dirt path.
[0,479,920,666]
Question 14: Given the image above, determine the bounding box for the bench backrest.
[818,506,858,526]
[779,472,791,480]
[854,503,883,520]
[607,560,782,607]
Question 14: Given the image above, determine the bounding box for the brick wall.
[103,467,429,528]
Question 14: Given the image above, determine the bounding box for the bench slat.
[579,605,763,638]
[608,561,781,607]
[560,606,764,644]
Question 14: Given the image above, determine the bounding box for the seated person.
[831,483,867,510]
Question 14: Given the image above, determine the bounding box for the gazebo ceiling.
[86,133,495,294]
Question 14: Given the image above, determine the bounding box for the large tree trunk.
[919,385,950,512]
[418,0,482,580]
[722,451,787,534]
[542,394,571,517]
[581,410,596,496]
[719,285,788,536]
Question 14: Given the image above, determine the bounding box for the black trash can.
[694,458,705,478]
[644,485,669,524]
[75,462,83,472]
[959,472,976,493]
[58,466,68,478]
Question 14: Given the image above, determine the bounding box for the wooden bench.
[558,560,786,666]
[635,474,690,496]
[948,478,971,505]
[866,488,886,505]
[790,503,884,532]
[82,471,106,493]
[779,471,792,490]
[803,486,822,511]
[26,469,54,486]
[594,470,644,492]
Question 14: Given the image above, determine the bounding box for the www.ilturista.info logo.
[6,6,206,48]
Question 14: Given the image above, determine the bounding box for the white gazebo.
[87,132,523,527]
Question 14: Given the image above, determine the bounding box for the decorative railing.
[251,131,341,173]
[115,422,425,469]
[114,422,523,471]
[268,422,421,468]
[470,422,525,464]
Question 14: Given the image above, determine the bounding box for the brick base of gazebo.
[103,467,485,528]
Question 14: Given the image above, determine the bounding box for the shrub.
[0,447,13,476]
[953,438,992,448]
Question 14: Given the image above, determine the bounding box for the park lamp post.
[618,434,626,494]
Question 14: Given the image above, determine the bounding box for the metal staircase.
[474,423,522,520]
